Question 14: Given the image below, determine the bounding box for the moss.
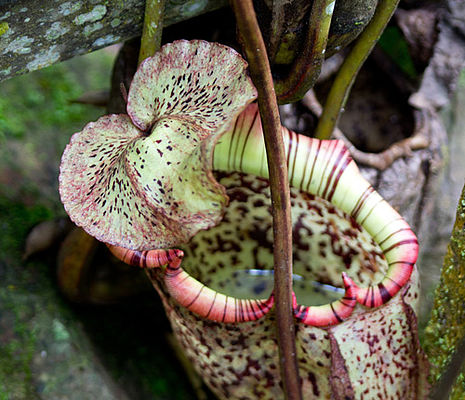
[0,22,9,37]
[0,288,39,400]
[451,374,465,399]
[0,197,52,256]
[73,5,107,26]
[424,183,465,395]
[0,340,37,399]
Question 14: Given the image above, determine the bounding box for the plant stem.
[314,0,400,140]
[231,1,301,399]
[138,0,166,65]
[275,0,334,104]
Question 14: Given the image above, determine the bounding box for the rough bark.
[0,0,227,82]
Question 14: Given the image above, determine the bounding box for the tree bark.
[0,0,226,82]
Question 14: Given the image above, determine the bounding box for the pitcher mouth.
[107,160,417,328]
[58,41,417,327]
[107,242,353,326]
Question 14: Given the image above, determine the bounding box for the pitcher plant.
[59,40,428,399]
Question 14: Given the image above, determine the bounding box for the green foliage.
[0,49,113,142]
[378,26,418,79]
[0,67,78,141]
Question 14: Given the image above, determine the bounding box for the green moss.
[0,341,36,399]
[451,374,465,399]
[0,290,38,400]
[0,22,9,37]
[424,183,465,395]
[0,197,52,256]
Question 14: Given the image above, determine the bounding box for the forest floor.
[0,48,206,400]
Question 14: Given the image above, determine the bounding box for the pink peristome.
[106,244,184,268]
[164,260,274,323]
[294,273,357,327]
[354,226,418,307]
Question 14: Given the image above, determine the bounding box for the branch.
[314,0,400,140]
[138,0,166,64]
[1,0,226,83]
[302,91,429,170]
[230,2,301,399]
